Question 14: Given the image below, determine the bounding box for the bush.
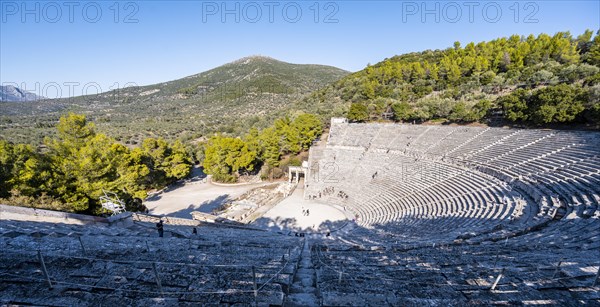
[1,190,71,212]
[212,173,237,183]
[471,99,492,121]
[410,106,432,122]
[530,84,586,124]
[347,103,369,122]
[498,89,529,122]
[392,102,413,122]
[260,166,285,181]
[288,156,302,167]
[448,102,470,122]
[584,73,600,86]
[558,64,599,82]
[480,71,496,85]
[529,70,554,85]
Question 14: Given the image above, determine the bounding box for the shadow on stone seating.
[251,216,349,235]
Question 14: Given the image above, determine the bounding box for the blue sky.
[1,0,599,98]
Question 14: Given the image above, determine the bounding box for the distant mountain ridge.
[123,55,350,101]
[0,56,350,144]
[0,85,42,102]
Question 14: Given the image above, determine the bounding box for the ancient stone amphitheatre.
[2,119,600,306]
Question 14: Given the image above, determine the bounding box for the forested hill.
[0,56,349,145]
[300,30,600,127]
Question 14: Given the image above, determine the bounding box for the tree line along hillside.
[0,113,193,215]
[0,112,324,214]
[202,113,323,183]
[300,30,600,126]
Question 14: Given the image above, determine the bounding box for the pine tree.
[586,30,600,66]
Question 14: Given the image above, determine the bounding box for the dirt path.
[144,167,268,218]
[145,167,348,232]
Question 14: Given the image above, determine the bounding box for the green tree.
[392,102,413,122]
[116,147,152,200]
[347,103,369,122]
[498,89,529,122]
[203,136,257,182]
[440,56,461,83]
[273,117,301,154]
[141,138,192,184]
[259,127,282,167]
[530,84,585,124]
[362,79,376,99]
[480,71,496,85]
[449,102,470,122]
[471,99,492,121]
[56,113,96,147]
[585,30,600,65]
[282,125,302,154]
[47,114,100,212]
[2,113,197,214]
[576,29,594,54]
[244,127,263,159]
[292,114,323,150]
[165,140,193,180]
[0,140,13,198]
[0,141,47,198]
[551,32,579,64]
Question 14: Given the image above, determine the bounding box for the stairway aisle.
[285,238,319,306]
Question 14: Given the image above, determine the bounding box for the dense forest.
[0,113,192,214]
[301,30,600,126]
[202,113,322,183]
[0,112,323,213]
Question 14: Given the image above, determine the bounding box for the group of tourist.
[337,190,348,200]
[302,208,310,216]
[308,186,350,201]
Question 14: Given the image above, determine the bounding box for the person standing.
[156,219,164,238]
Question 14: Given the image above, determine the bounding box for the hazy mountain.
[0,85,42,102]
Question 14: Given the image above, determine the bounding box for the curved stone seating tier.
[308,147,524,236]
[310,123,600,248]
[313,230,600,306]
[499,217,600,250]
[0,218,302,306]
[426,127,487,157]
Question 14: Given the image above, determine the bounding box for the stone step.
[286,239,319,306]
[285,293,319,307]
[289,284,316,294]
[296,268,313,274]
